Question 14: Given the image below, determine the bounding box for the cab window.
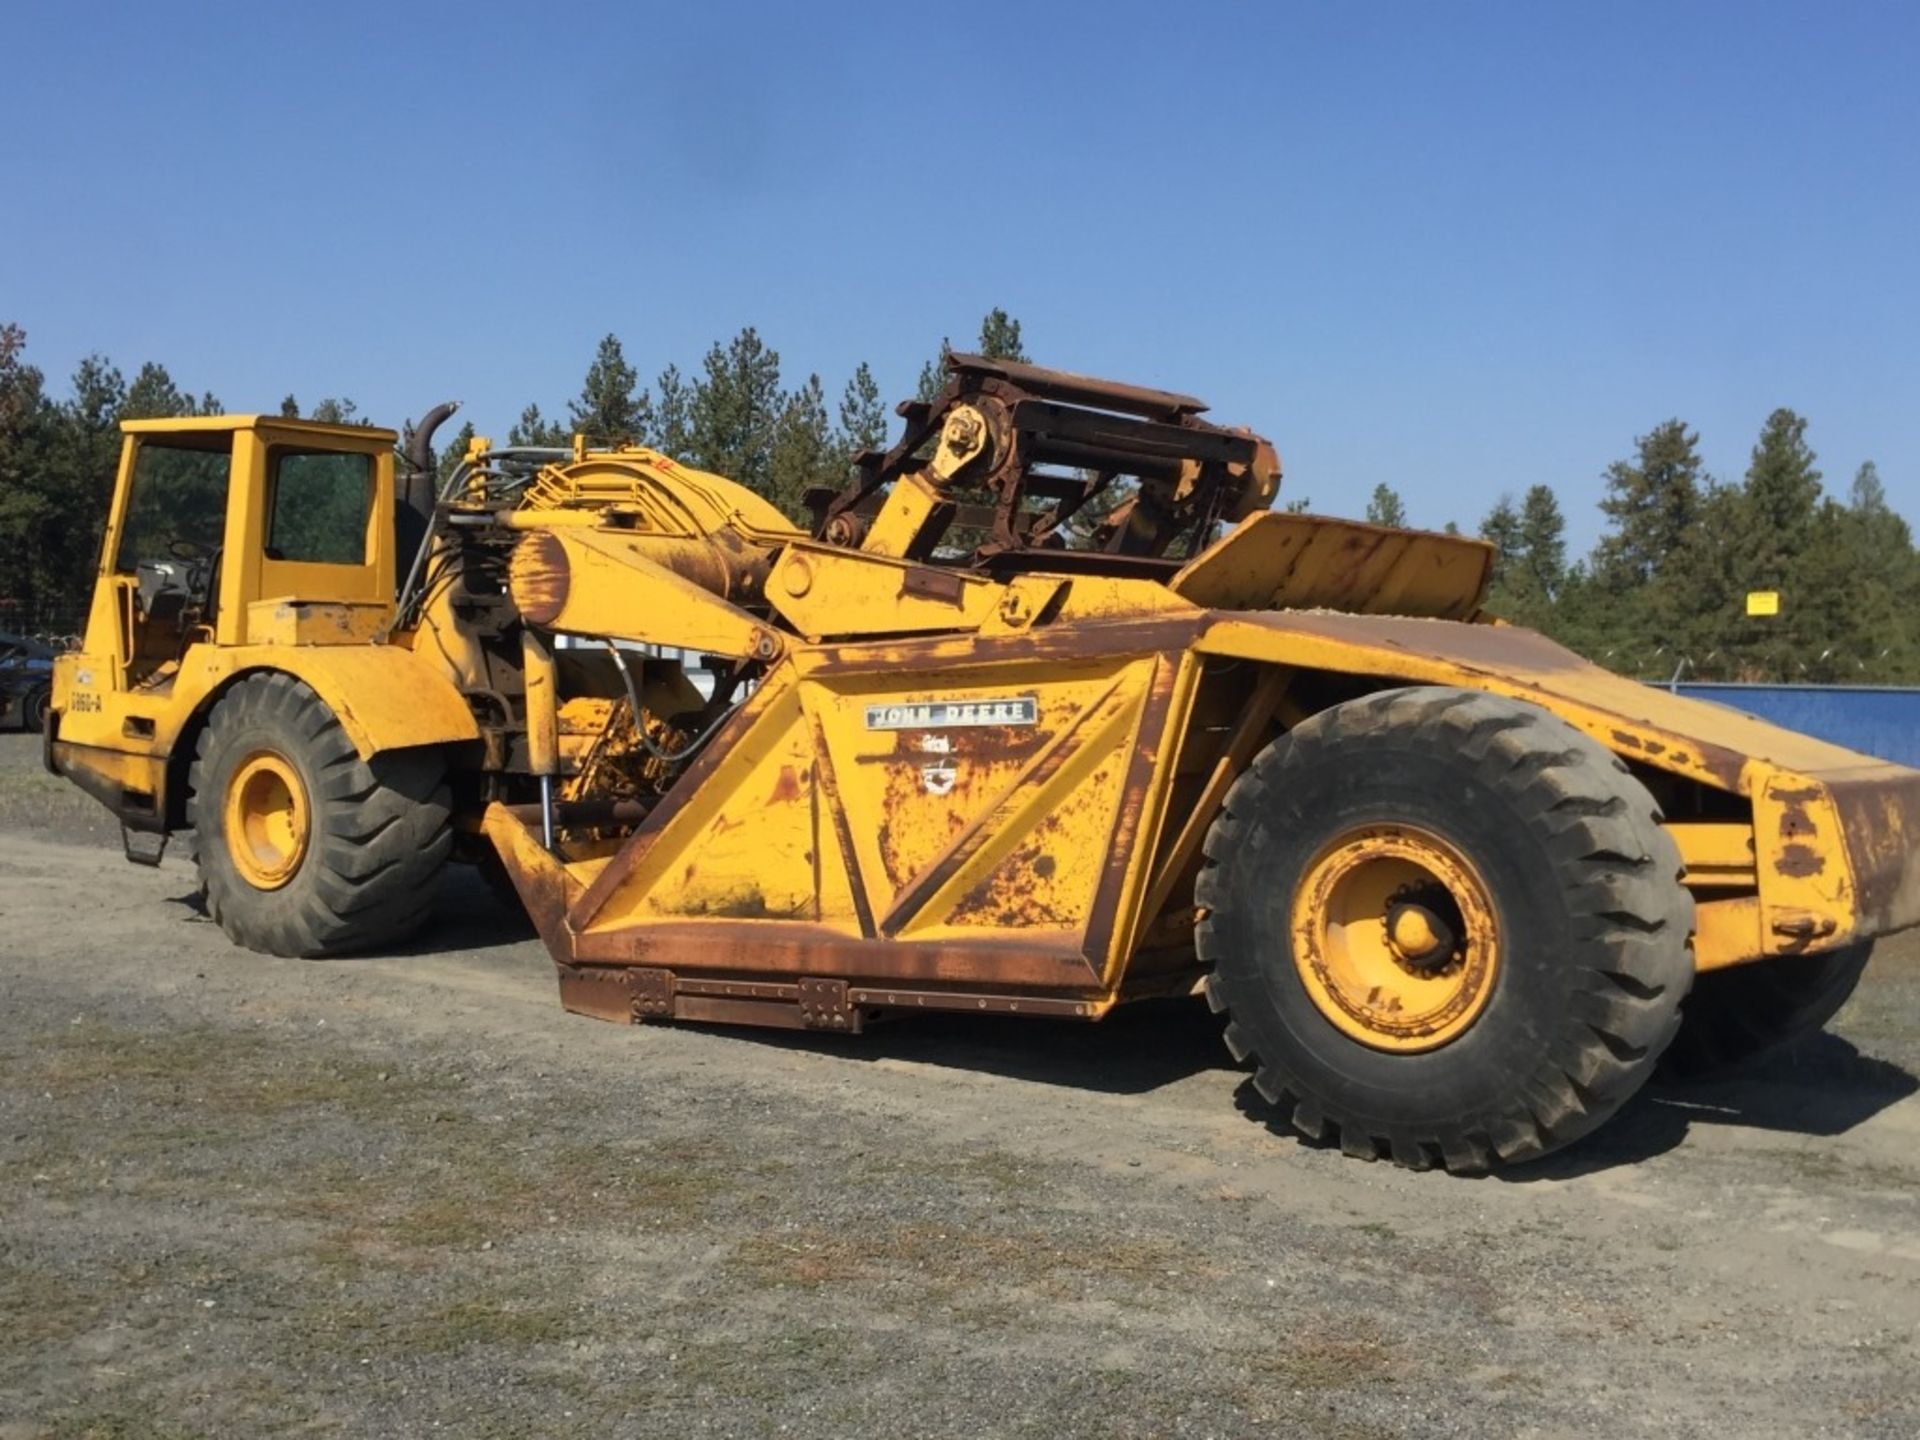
[266,449,372,565]
[115,437,233,572]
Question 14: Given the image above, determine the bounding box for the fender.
[205,644,481,758]
[49,642,480,838]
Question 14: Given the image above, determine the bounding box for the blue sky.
[5,1,1915,550]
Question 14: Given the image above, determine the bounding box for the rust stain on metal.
[1775,793,1818,840]
[768,764,804,805]
[1826,769,1920,934]
[628,967,674,1019]
[578,921,1104,990]
[555,964,634,1023]
[507,531,571,626]
[1774,843,1826,879]
[949,839,1076,928]
[877,678,1131,936]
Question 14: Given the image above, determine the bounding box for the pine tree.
[1484,485,1568,631]
[654,365,692,459]
[1843,461,1920,680]
[767,374,834,521]
[1515,485,1567,600]
[437,420,477,485]
[305,397,358,425]
[1593,420,1704,591]
[688,328,783,497]
[59,355,129,611]
[0,326,60,630]
[977,308,1028,362]
[1581,419,1719,674]
[122,363,217,420]
[568,334,652,445]
[509,403,567,448]
[1735,407,1823,579]
[1714,408,1826,679]
[1365,483,1407,528]
[917,309,1028,401]
[1850,458,1889,515]
[916,341,952,404]
[1479,495,1522,589]
[836,362,887,459]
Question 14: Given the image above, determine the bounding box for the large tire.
[187,673,452,957]
[1196,686,1694,1172]
[1661,944,1872,1080]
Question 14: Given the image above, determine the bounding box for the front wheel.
[1196,686,1694,1172]
[187,673,452,957]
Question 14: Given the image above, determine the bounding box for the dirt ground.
[2,730,1916,1439]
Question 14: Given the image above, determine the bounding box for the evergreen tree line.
[1365,411,1919,683]
[447,306,1031,527]
[0,311,1026,635]
[4,312,1914,682]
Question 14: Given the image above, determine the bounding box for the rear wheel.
[1196,686,1694,1172]
[1661,944,1872,1079]
[188,673,452,957]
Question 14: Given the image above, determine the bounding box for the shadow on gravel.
[160,864,540,958]
[1501,1033,1920,1181]
[424,867,540,950]
[720,995,1247,1095]
[1211,1030,1918,1180]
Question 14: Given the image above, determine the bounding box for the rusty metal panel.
[672,994,811,1029]
[580,673,826,928]
[796,977,858,1031]
[803,659,1151,942]
[629,967,675,1019]
[1826,767,1920,938]
[555,965,634,1023]
[588,922,1103,991]
[1171,512,1493,620]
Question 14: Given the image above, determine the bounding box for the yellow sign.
[1746,591,1780,617]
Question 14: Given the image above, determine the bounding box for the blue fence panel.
[1667,684,1920,769]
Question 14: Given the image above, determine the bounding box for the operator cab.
[83,416,398,691]
[50,414,401,839]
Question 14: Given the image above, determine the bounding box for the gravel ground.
[2,731,1917,1439]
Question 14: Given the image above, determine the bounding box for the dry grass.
[729,1219,1213,1307]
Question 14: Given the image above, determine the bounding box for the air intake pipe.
[397,400,460,587]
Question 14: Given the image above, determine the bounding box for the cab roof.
[120,415,400,444]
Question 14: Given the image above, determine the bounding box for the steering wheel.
[163,538,223,624]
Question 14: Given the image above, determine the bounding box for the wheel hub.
[1385,899,1457,967]
[1289,825,1499,1053]
[224,751,310,890]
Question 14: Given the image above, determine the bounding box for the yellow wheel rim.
[224,751,310,890]
[1290,824,1500,1054]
